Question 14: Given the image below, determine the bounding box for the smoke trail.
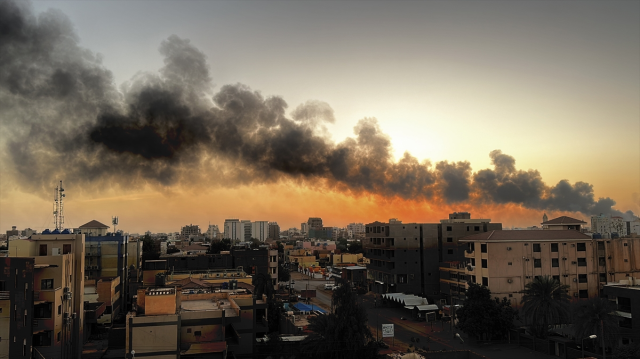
[0,0,632,218]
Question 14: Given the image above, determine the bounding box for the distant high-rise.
[224,219,242,242]
[252,221,269,242]
[268,222,280,240]
[180,224,200,236]
[307,217,323,230]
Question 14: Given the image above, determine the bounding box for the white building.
[242,220,252,241]
[224,219,242,242]
[206,224,220,239]
[591,214,626,238]
[347,223,365,235]
[252,221,269,242]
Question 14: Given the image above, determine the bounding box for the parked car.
[324,284,335,290]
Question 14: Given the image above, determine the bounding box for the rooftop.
[541,216,586,225]
[79,220,110,229]
[460,230,591,242]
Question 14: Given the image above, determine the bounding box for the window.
[507,262,512,266]
[534,259,541,268]
[578,274,587,283]
[467,226,470,231]
[599,273,607,282]
[619,318,632,329]
[187,328,192,333]
[474,226,480,231]
[482,277,488,286]
[194,331,201,336]
[551,243,558,252]
[447,249,453,255]
[599,257,606,266]
[577,243,586,251]
[41,279,54,290]
[446,226,452,231]
[58,305,61,315]
[39,244,47,256]
[552,258,559,267]
[552,275,560,283]
[597,242,605,250]
[481,244,487,253]
[470,258,476,266]
[63,244,71,254]
[579,290,588,298]
[482,259,487,268]
[577,258,587,267]
[447,237,453,243]
[57,332,61,342]
[533,243,541,252]
[471,275,476,283]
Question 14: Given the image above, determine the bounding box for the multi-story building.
[309,227,333,240]
[307,217,323,230]
[252,221,269,242]
[181,224,201,237]
[206,224,220,240]
[603,278,639,347]
[232,247,279,289]
[268,222,280,241]
[591,214,626,238]
[0,257,34,359]
[300,223,308,236]
[241,220,252,241]
[541,216,586,230]
[126,285,267,358]
[7,231,85,359]
[365,213,501,297]
[224,219,242,242]
[461,229,598,306]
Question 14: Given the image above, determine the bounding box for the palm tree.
[521,275,571,338]
[572,297,618,353]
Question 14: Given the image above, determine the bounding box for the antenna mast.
[112,216,119,234]
[53,180,65,230]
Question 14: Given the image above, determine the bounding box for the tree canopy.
[571,297,618,351]
[456,283,518,340]
[302,279,378,359]
[520,276,570,338]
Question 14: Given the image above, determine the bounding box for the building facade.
[251,221,269,242]
[0,257,34,359]
[224,219,242,242]
[365,214,501,297]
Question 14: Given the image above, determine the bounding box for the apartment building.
[268,222,280,240]
[7,232,85,359]
[603,279,639,347]
[126,287,267,358]
[0,257,34,359]
[364,213,501,297]
[461,229,598,306]
[224,219,242,242]
[460,216,640,306]
[251,221,269,242]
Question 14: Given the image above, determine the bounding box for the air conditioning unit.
[63,287,70,293]
[507,278,513,283]
[507,247,512,251]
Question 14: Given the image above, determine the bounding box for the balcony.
[32,318,53,334]
[0,291,9,300]
[464,249,474,258]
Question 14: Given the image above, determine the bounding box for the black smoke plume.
[0,1,632,219]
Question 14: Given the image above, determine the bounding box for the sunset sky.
[1,1,638,234]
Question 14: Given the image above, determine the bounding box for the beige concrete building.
[126,281,267,358]
[9,232,85,359]
[460,226,640,309]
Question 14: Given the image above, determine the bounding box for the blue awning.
[293,302,327,313]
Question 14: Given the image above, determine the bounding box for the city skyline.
[1,1,638,233]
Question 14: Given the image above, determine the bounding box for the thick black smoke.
[0,1,632,219]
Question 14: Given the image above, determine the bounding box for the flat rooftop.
[180,298,238,317]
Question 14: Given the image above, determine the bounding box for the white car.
[324,284,335,290]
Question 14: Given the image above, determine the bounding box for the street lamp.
[581,335,597,359]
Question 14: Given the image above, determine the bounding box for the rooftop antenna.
[53,180,65,230]
[112,216,119,233]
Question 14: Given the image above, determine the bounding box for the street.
[289,271,555,359]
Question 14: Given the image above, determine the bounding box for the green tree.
[572,297,618,352]
[302,279,378,359]
[520,276,570,338]
[347,241,363,254]
[456,283,517,340]
[278,266,290,283]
